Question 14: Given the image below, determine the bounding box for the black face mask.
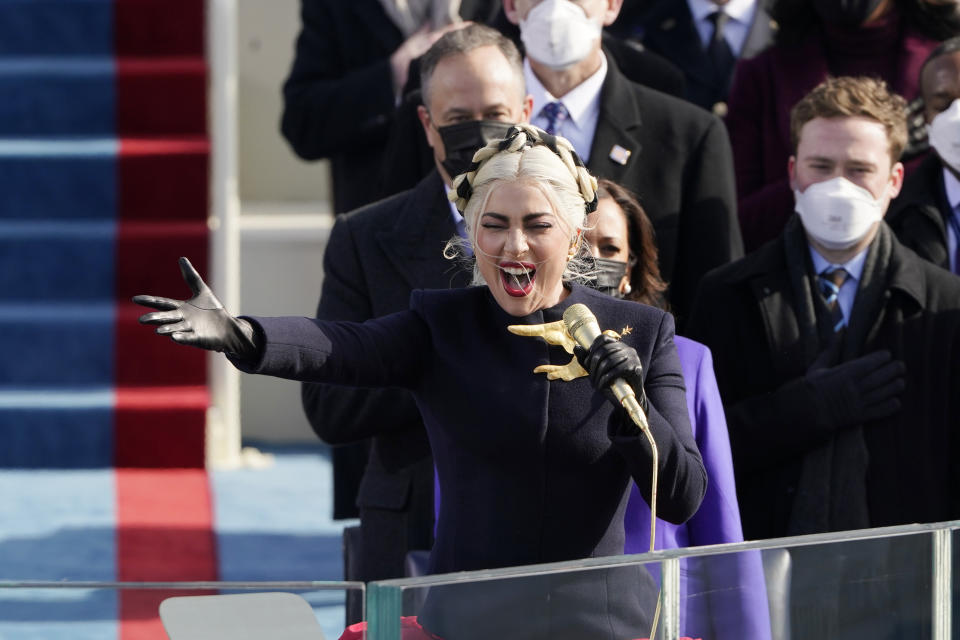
[812,0,886,27]
[437,120,515,179]
[589,256,630,298]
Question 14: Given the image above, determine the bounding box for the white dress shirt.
[808,244,869,328]
[686,0,758,57]
[941,166,960,273]
[525,55,607,163]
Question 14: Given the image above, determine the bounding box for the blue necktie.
[540,101,568,136]
[818,267,849,332]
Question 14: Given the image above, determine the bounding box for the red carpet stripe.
[117,58,207,136]
[114,386,208,468]
[117,137,209,222]
[116,468,218,639]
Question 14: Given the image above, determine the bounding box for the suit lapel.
[587,59,642,186]
[750,271,809,380]
[741,4,777,59]
[376,172,468,290]
[642,1,718,89]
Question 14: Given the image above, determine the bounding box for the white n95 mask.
[928,99,960,174]
[520,0,602,70]
[794,176,883,250]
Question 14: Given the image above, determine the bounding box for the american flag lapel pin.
[609,144,631,165]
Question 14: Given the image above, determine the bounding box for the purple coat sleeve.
[624,337,772,640]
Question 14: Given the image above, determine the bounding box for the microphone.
[563,303,649,431]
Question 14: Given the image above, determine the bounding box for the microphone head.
[563,303,601,348]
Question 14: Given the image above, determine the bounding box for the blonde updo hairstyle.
[445,124,599,287]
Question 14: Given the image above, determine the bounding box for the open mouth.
[499,261,536,297]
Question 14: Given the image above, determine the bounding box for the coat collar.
[587,54,643,184]
[642,1,715,87]
[376,170,468,289]
[888,153,951,236]
[740,2,777,59]
[722,218,926,372]
[884,230,927,310]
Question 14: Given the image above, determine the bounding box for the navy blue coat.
[238,283,706,638]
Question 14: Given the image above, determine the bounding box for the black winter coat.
[302,171,470,576]
[888,153,955,271]
[688,217,960,541]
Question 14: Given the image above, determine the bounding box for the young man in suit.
[688,76,960,638]
[300,23,532,622]
[502,0,742,326]
[888,37,960,275]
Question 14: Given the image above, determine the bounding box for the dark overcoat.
[634,0,776,112]
[687,218,960,541]
[301,171,471,580]
[888,153,954,271]
[587,57,742,326]
[242,284,707,639]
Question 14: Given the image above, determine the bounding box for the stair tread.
[0,386,208,409]
[0,136,208,155]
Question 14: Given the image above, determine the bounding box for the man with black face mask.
[301,24,531,623]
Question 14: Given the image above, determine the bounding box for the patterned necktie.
[818,267,849,332]
[951,205,960,275]
[540,101,568,136]
[707,11,735,80]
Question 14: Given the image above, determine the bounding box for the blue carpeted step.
[0,139,116,220]
[0,303,114,387]
[0,389,113,467]
[0,221,115,301]
[0,0,112,57]
[0,59,114,136]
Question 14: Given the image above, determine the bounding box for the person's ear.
[520,95,534,123]
[787,155,798,191]
[418,105,439,150]
[887,161,905,199]
[602,0,624,26]
[503,0,522,25]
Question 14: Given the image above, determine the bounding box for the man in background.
[502,0,742,325]
[688,76,960,639]
[888,36,960,275]
[301,24,531,622]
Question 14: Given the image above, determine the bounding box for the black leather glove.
[575,333,649,413]
[133,257,260,360]
[804,346,905,430]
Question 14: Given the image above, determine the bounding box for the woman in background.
[583,178,773,640]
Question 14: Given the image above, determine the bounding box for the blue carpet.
[0,1,112,57]
[0,58,115,136]
[0,469,117,639]
[0,444,355,639]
